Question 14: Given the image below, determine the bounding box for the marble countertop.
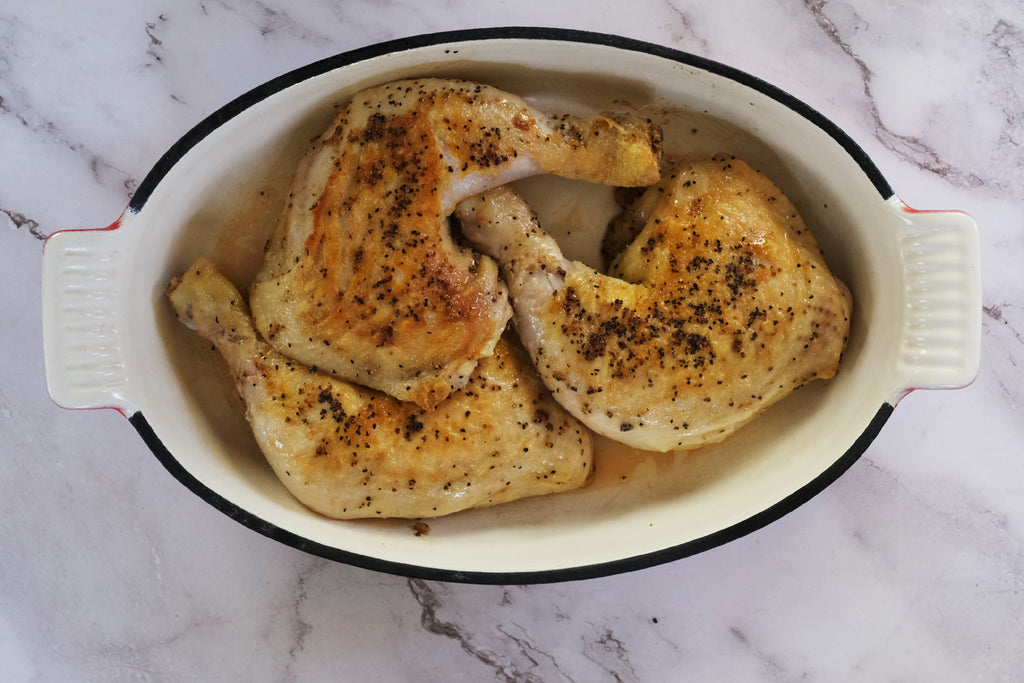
[3,1,1022,680]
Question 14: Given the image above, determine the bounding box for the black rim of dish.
[128,27,896,584]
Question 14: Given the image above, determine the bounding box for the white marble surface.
[3,0,1022,680]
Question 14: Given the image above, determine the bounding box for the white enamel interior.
[42,36,981,578]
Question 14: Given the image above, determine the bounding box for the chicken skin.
[249,78,662,409]
[168,258,592,519]
[454,157,851,452]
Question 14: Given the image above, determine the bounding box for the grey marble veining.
[2,0,1022,680]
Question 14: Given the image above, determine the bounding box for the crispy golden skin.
[455,157,851,451]
[168,258,592,519]
[249,78,661,409]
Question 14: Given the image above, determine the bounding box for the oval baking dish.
[42,28,981,584]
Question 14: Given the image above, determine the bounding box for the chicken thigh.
[168,258,592,519]
[455,157,851,452]
[249,78,662,408]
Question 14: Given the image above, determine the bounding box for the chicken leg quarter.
[249,78,662,408]
[454,158,851,452]
[168,258,592,519]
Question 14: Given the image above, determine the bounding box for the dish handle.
[889,199,982,401]
[42,218,138,416]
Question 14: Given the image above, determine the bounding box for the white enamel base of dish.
[41,32,981,580]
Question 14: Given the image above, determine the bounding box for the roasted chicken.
[249,78,662,409]
[168,258,593,519]
[455,157,851,451]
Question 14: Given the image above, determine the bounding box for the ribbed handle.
[890,200,981,399]
[42,222,136,414]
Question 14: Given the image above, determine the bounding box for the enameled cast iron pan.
[43,28,980,583]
